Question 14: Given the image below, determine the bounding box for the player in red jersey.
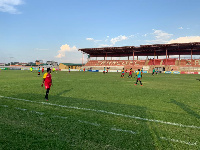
[41,68,52,101]
[128,68,133,78]
[42,67,44,73]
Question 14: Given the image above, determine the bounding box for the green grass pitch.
[0,70,200,149]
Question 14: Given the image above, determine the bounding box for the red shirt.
[43,73,52,84]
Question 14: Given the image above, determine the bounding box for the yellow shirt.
[43,73,48,79]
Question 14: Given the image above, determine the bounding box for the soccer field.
[0,70,200,149]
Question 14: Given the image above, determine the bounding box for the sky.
[1,0,200,63]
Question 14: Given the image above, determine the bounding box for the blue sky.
[1,0,200,63]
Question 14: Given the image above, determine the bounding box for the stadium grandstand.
[79,42,200,73]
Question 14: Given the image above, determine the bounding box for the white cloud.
[55,44,77,58]
[146,29,173,44]
[86,38,102,43]
[94,40,102,43]
[86,38,94,41]
[143,34,147,37]
[129,35,134,38]
[86,34,134,47]
[110,35,128,45]
[178,27,183,30]
[168,36,200,44]
[99,44,112,47]
[0,0,24,14]
[153,29,173,39]
[105,36,110,42]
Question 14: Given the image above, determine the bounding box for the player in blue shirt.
[121,68,125,78]
[38,67,41,76]
[103,67,105,74]
[134,69,143,86]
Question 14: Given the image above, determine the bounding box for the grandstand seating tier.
[84,59,200,72]
[162,59,176,65]
[85,60,146,66]
[148,59,162,65]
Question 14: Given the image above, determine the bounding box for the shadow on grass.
[0,92,159,149]
[12,91,181,119]
[56,89,72,97]
[147,111,175,149]
[170,99,200,120]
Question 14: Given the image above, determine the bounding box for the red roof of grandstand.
[79,42,200,57]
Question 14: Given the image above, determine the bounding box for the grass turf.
[0,70,200,149]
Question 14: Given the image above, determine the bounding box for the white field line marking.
[15,107,44,115]
[40,103,200,130]
[111,127,136,134]
[30,110,44,115]
[2,104,198,146]
[78,120,101,127]
[53,115,68,119]
[1,95,200,130]
[15,107,27,111]
[160,137,198,146]
[0,105,8,107]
